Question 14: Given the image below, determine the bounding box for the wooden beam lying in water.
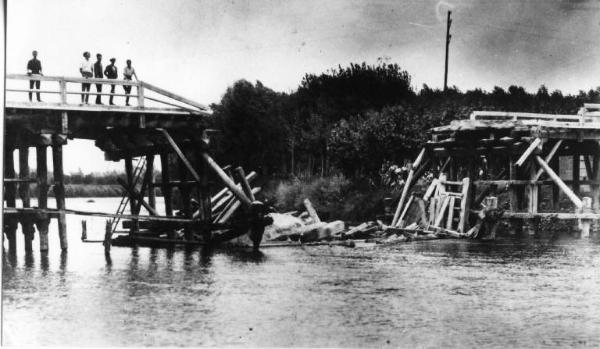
[3,207,200,223]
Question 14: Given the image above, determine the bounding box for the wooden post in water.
[160,152,173,216]
[509,157,519,211]
[36,145,50,252]
[19,147,34,252]
[593,151,600,211]
[178,155,192,240]
[509,156,522,234]
[195,150,212,221]
[147,154,156,210]
[52,138,68,250]
[124,156,138,236]
[4,148,18,252]
[580,197,593,238]
[527,159,538,214]
[573,153,581,197]
[592,149,600,236]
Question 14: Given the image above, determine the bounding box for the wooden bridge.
[390,104,600,238]
[4,74,268,254]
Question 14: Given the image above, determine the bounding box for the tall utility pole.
[444,10,452,92]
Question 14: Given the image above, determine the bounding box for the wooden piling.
[527,159,538,214]
[36,145,50,252]
[579,197,592,238]
[573,153,581,197]
[147,154,156,209]
[178,156,192,240]
[19,147,34,252]
[509,157,519,212]
[52,141,68,250]
[81,220,87,240]
[124,156,138,236]
[160,153,173,216]
[592,152,600,212]
[103,220,112,253]
[4,148,17,251]
[195,150,212,224]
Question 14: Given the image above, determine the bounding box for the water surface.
[3,197,600,347]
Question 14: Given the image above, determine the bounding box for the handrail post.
[59,79,67,104]
[137,82,144,108]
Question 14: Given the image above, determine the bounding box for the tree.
[210,80,290,175]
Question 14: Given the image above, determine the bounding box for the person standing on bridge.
[79,51,93,104]
[26,50,43,102]
[123,59,138,106]
[94,53,104,105]
[104,58,118,105]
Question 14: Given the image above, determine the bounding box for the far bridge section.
[4,74,269,254]
[390,104,600,239]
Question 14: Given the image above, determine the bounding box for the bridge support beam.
[19,147,34,252]
[147,153,156,210]
[178,153,193,240]
[160,152,173,217]
[4,148,18,252]
[52,136,68,250]
[124,156,138,237]
[36,145,50,252]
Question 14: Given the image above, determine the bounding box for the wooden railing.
[470,108,600,125]
[5,74,211,115]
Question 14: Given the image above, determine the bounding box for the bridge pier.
[4,148,18,253]
[178,154,193,240]
[52,135,68,250]
[36,144,50,252]
[18,147,34,252]
[160,152,174,217]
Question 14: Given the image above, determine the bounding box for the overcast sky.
[7,0,600,173]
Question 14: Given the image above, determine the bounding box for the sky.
[6,0,600,173]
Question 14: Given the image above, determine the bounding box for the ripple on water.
[3,208,600,347]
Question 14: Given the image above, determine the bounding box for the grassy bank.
[25,183,125,198]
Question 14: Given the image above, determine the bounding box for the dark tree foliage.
[297,62,415,123]
[209,62,600,181]
[210,80,290,175]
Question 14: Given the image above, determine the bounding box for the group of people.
[26,50,139,106]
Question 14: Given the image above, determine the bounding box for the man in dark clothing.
[104,58,118,105]
[26,50,42,102]
[94,54,104,104]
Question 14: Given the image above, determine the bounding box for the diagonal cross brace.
[516,138,542,167]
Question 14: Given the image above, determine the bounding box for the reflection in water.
[224,249,267,264]
[59,250,68,273]
[24,252,34,269]
[40,251,49,274]
[104,252,112,273]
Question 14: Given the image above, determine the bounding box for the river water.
[3,197,600,347]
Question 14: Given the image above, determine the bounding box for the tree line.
[209,61,600,182]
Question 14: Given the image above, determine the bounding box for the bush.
[262,174,392,222]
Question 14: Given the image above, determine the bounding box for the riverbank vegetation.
[209,61,600,217]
